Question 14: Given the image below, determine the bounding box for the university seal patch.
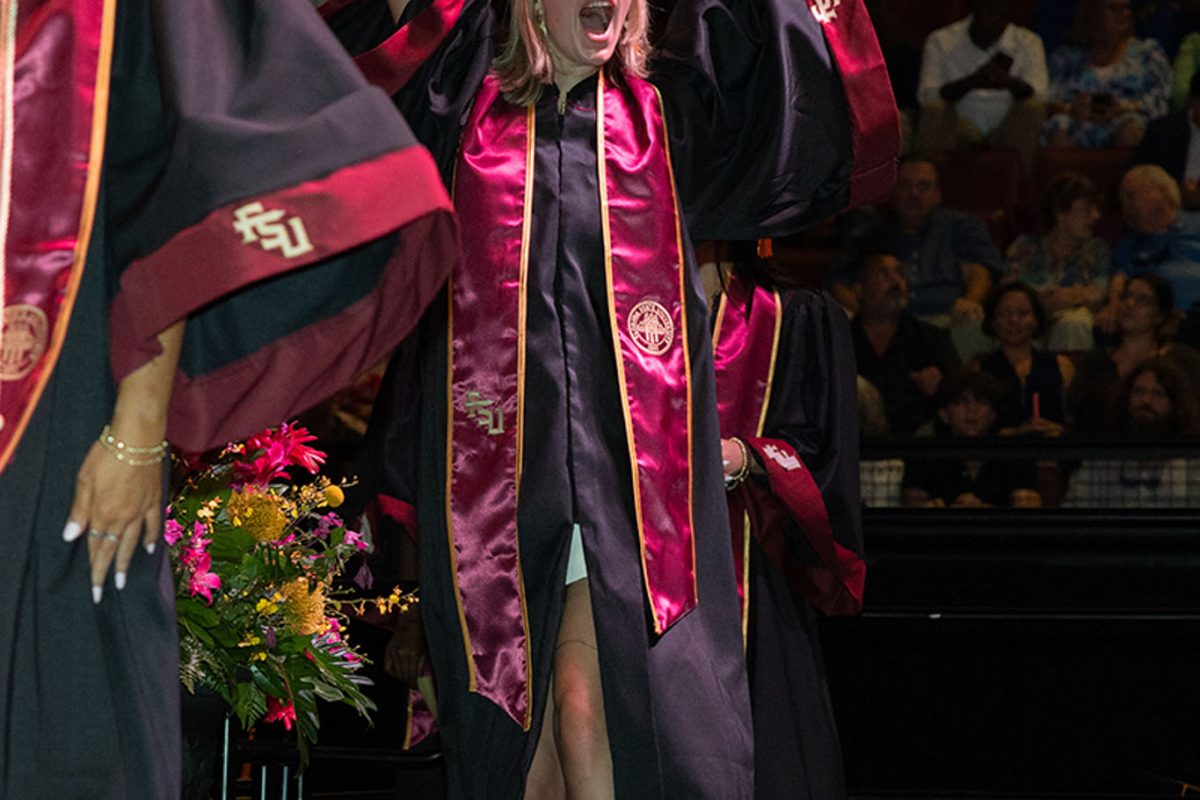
[0,305,49,381]
[627,300,674,356]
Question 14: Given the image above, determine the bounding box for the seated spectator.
[1044,0,1172,149]
[1174,32,1200,110]
[848,252,963,436]
[1069,274,1200,431]
[1107,165,1200,339]
[901,369,1042,508]
[1063,356,1200,507]
[1133,67,1200,214]
[975,283,1075,436]
[916,0,1048,171]
[1005,172,1112,351]
[857,376,905,507]
[832,158,1000,360]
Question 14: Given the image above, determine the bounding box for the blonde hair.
[1122,164,1183,211]
[492,0,651,107]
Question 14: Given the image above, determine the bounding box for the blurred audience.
[848,253,963,436]
[1133,67,1200,214]
[832,158,1000,360]
[1174,32,1200,110]
[1070,274,1200,431]
[916,0,1048,170]
[901,369,1042,508]
[1044,0,1171,149]
[975,283,1074,436]
[1063,356,1200,506]
[857,375,905,507]
[1108,164,1200,340]
[1005,172,1112,350]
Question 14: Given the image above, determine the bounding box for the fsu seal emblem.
[627,300,674,356]
[1,305,49,381]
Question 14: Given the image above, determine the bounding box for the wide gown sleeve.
[322,0,495,174]
[743,290,865,614]
[651,0,898,240]
[104,0,456,452]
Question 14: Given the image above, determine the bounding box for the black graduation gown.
[0,1,454,796]
[738,290,863,800]
[333,1,858,798]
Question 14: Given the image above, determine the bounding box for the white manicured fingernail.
[115,572,127,591]
[145,542,156,555]
[92,585,103,605]
[63,521,83,542]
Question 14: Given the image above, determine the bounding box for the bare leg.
[553,580,614,800]
[524,689,566,800]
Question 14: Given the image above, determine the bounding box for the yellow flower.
[280,578,328,636]
[255,597,279,616]
[323,485,345,508]
[226,487,287,542]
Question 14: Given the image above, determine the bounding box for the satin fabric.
[714,276,864,617]
[446,73,695,729]
[0,0,110,474]
[807,0,901,207]
[712,275,781,618]
[598,76,695,635]
[713,286,864,799]
[447,77,534,728]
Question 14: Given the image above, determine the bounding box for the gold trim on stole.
[597,74,698,634]
[444,100,536,727]
[652,83,699,614]
[512,101,535,730]
[596,74,659,632]
[0,0,17,336]
[710,292,728,348]
[757,290,784,437]
[0,0,117,472]
[743,289,782,650]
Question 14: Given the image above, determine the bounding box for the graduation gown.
[0,1,454,796]
[712,279,865,800]
[330,1,895,797]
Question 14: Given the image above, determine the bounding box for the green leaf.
[209,528,256,562]
[249,664,287,698]
[177,598,219,628]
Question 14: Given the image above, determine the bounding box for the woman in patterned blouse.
[1043,0,1172,148]
[1005,172,1112,351]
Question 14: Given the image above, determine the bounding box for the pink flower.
[188,553,222,604]
[264,696,296,731]
[343,530,367,551]
[181,523,212,567]
[234,423,326,485]
[314,513,343,540]
[163,519,184,546]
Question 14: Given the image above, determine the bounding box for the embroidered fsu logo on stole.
[445,72,696,729]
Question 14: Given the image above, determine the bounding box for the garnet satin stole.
[446,72,696,728]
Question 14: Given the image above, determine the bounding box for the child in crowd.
[902,369,1042,508]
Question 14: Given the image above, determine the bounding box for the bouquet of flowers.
[168,422,390,764]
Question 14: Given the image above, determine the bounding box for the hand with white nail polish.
[62,322,183,604]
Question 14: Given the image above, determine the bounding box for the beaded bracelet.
[724,437,751,491]
[98,425,169,467]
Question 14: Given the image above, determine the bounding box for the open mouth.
[579,1,615,36]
